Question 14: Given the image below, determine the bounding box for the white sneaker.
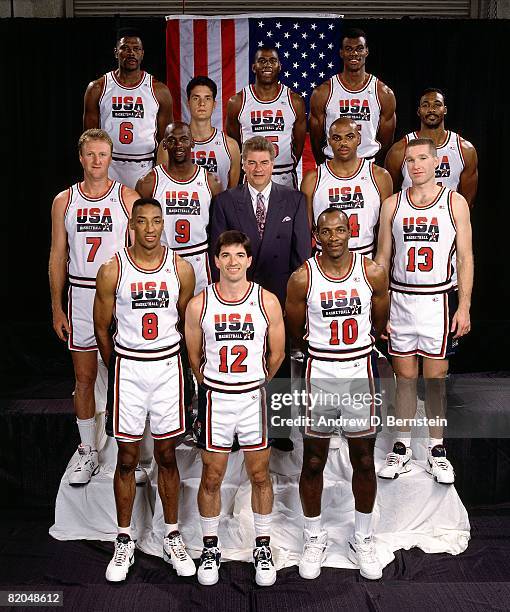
[134,464,148,486]
[197,545,221,585]
[68,444,99,486]
[378,442,412,479]
[298,529,328,579]
[163,531,196,576]
[347,534,382,580]
[253,538,276,586]
[105,534,135,582]
[427,445,455,484]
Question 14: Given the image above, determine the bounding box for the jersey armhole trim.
[63,187,73,219]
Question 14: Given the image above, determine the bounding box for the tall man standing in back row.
[84,28,173,189]
[310,28,396,166]
[226,46,307,188]
[384,88,478,206]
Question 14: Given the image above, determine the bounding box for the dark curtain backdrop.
[3,17,509,383]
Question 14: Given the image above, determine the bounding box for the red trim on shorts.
[152,354,186,439]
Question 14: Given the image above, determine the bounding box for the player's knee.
[154,446,177,471]
[302,453,326,477]
[351,450,375,473]
[249,467,270,489]
[202,468,224,495]
[74,374,96,394]
[117,454,138,475]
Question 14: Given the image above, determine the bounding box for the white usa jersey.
[401,130,465,190]
[200,283,269,392]
[305,253,374,361]
[323,74,381,159]
[191,128,231,190]
[391,188,457,294]
[313,159,382,254]
[238,84,297,176]
[113,247,181,359]
[64,181,129,288]
[99,71,159,161]
[152,165,212,256]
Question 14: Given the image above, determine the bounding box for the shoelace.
[113,541,130,566]
[385,452,400,466]
[356,541,377,564]
[167,535,188,561]
[433,457,450,471]
[303,538,325,562]
[200,547,219,569]
[255,546,273,568]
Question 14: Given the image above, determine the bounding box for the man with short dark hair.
[186,230,285,586]
[310,28,396,166]
[286,207,389,580]
[226,46,307,188]
[84,28,173,189]
[94,197,196,582]
[385,88,478,205]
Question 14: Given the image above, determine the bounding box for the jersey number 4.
[219,345,248,373]
[329,318,358,345]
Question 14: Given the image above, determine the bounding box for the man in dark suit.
[209,136,311,450]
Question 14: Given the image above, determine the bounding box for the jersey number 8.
[142,313,158,340]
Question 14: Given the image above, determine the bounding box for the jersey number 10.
[329,318,358,346]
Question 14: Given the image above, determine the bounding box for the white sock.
[304,514,322,535]
[428,437,443,449]
[200,514,220,538]
[253,512,272,539]
[165,522,179,536]
[354,510,373,540]
[118,525,131,538]
[395,432,411,448]
[77,417,96,449]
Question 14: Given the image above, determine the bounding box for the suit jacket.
[209,181,311,306]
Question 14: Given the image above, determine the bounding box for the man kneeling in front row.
[94,198,196,581]
[286,208,389,580]
[186,231,286,586]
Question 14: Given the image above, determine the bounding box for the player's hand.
[380,320,390,341]
[53,309,70,341]
[451,308,471,339]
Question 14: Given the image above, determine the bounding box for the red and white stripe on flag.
[166,15,316,184]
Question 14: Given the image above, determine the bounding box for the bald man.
[301,117,393,258]
[137,122,221,294]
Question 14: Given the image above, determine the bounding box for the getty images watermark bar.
[263,375,510,438]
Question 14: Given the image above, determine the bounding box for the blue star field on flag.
[249,17,343,112]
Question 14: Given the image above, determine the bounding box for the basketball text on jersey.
[214,313,255,341]
[76,208,113,232]
[337,99,371,122]
[250,109,285,132]
[164,191,201,215]
[130,281,170,309]
[402,217,440,242]
[320,289,362,317]
[111,96,145,119]
[192,150,218,174]
[328,185,365,209]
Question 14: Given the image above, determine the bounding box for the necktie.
[255,192,266,238]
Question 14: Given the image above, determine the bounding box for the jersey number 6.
[119,121,134,144]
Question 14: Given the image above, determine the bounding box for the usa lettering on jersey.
[328,185,365,209]
[338,98,371,122]
[250,109,285,133]
[320,289,362,317]
[165,191,201,215]
[130,281,170,309]
[214,313,255,341]
[111,96,145,119]
[76,207,113,232]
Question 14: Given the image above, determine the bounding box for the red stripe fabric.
[220,19,236,129]
[193,20,208,77]
[166,19,182,121]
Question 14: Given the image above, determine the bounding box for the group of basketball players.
[49,25,475,586]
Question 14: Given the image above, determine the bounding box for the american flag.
[166,14,343,179]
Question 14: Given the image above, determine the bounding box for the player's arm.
[83,77,104,130]
[365,259,389,339]
[376,81,397,164]
[285,264,308,350]
[49,190,71,342]
[384,139,406,193]
[225,92,243,147]
[374,194,398,272]
[207,171,223,198]
[262,289,286,381]
[451,192,473,339]
[458,139,478,208]
[93,256,119,367]
[300,169,318,230]
[290,91,307,163]
[135,168,157,199]
[153,79,174,144]
[226,135,241,188]
[176,256,196,335]
[309,82,329,165]
[185,292,205,385]
[373,164,394,203]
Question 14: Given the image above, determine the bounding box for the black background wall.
[3,17,509,387]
